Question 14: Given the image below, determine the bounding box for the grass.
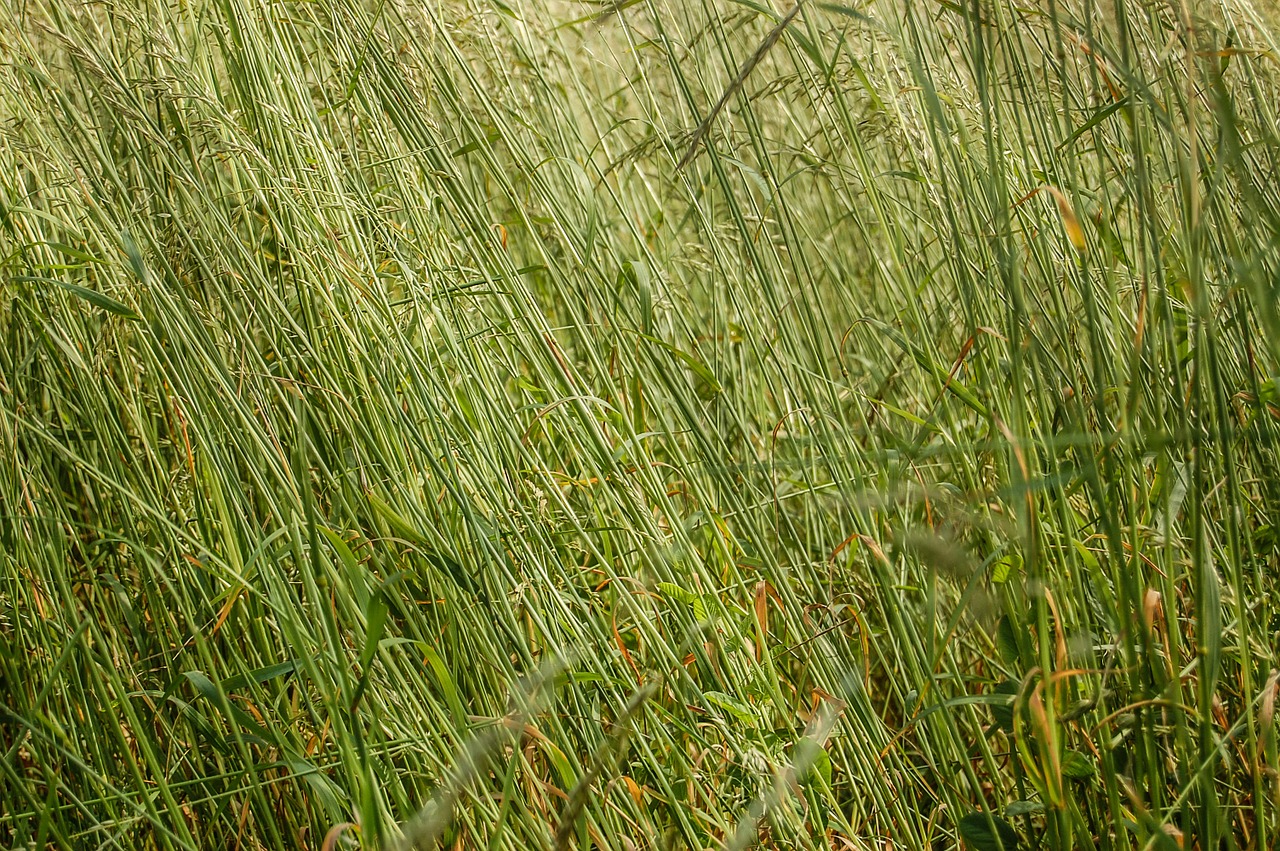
[2,0,1280,848]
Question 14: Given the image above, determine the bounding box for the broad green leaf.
[958,812,1021,851]
[285,759,346,821]
[1071,539,1100,571]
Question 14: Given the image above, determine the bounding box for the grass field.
[3,0,1280,848]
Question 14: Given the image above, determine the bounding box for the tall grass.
[2,0,1279,848]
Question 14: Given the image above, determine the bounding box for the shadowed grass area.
[2,0,1279,848]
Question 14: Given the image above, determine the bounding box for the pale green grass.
[2,0,1279,849]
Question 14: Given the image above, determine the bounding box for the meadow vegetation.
[2,0,1280,848]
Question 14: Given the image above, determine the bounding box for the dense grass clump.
[3,0,1280,848]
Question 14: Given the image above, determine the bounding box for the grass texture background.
[2,0,1280,848]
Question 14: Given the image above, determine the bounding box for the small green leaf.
[655,582,692,604]
[364,494,480,596]
[349,584,392,711]
[958,812,1021,851]
[800,747,832,787]
[996,615,1020,664]
[422,550,480,597]
[990,680,1018,732]
[1004,800,1044,817]
[992,553,1021,584]
[657,582,708,621]
[703,691,757,725]
[532,736,577,788]
[865,395,934,429]
[285,759,345,821]
[564,671,607,685]
[183,669,222,704]
[1061,750,1095,780]
[873,321,989,417]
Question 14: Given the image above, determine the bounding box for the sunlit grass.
[2,0,1279,849]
